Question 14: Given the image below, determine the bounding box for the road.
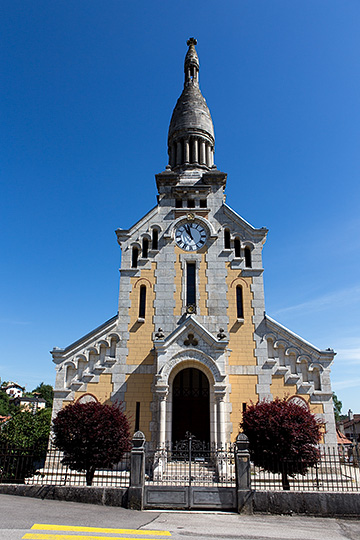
[0,494,359,540]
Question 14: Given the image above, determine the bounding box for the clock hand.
[185,224,194,240]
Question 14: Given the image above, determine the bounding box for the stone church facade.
[51,39,337,446]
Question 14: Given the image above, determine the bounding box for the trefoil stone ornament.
[184,333,198,347]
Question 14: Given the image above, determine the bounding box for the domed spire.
[167,38,215,171]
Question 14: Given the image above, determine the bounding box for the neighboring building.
[1,382,25,399]
[11,396,47,414]
[51,38,337,446]
[338,415,360,444]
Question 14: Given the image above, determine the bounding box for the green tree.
[0,391,10,416]
[241,398,321,490]
[0,408,51,454]
[0,391,17,416]
[53,401,131,486]
[31,382,54,408]
[333,392,342,423]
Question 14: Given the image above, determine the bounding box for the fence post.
[235,433,253,514]
[128,431,145,510]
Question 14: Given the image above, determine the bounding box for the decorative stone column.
[193,137,198,163]
[199,139,206,165]
[157,386,169,447]
[184,137,190,163]
[214,389,226,449]
[206,143,211,167]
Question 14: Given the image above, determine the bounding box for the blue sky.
[1,1,359,415]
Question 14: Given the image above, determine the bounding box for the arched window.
[236,285,244,319]
[142,238,149,258]
[186,262,196,307]
[234,237,241,258]
[132,247,139,268]
[152,229,158,250]
[313,368,321,391]
[224,228,231,249]
[139,285,146,319]
[244,246,252,268]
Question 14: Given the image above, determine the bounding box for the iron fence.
[145,440,236,487]
[0,443,46,484]
[251,446,360,492]
[0,442,131,488]
[2,441,359,492]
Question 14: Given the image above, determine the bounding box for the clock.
[175,221,207,251]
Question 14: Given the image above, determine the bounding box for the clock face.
[175,222,207,251]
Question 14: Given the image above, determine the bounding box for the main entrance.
[172,368,210,444]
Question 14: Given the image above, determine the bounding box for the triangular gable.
[223,203,268,241]
[264,315,335,363]
[51,314,118,359]
[154,314,228,352]
[116,204,158,244]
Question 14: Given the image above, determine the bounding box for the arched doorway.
[172,367,210,443]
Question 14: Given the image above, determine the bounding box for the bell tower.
[52,38,337,448]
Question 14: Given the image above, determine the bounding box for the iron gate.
[144,435,237,510]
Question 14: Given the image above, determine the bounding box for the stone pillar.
[176,141,182,166]
[158,390,168,447]
[193,137,198,163]
[216,394,226,449]
[184,138,190,163]
[199,139,206,165]
[128,431,145,510]
[235,433,253,514]
[210,146,214,166]
[206,143,211,167]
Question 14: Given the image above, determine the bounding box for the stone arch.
[76,393,98,404]
[134,277,152,289]
[230,277,249,289]
[64,361,76,389]
[158,349,224,386]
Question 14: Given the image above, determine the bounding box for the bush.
[241,397,321,489]
[52,401,131,485]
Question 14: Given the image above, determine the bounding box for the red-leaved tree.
[52,401,131,486]
[241,397,322,490]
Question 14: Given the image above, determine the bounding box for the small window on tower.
[132,247,139,268]
[139,285,146,319]
[224,229,231,249]
[187,199,195,208]
[152,229,158,250]
[175,199,182,208]
[135,402,140,432]
[142,238,149,258]
[186,262,196,308]
[199,199,207,208]
[236,285,244,319]
[244,246,252,268]
[234,238,241,258]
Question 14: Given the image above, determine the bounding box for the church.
[51,38,337,447]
